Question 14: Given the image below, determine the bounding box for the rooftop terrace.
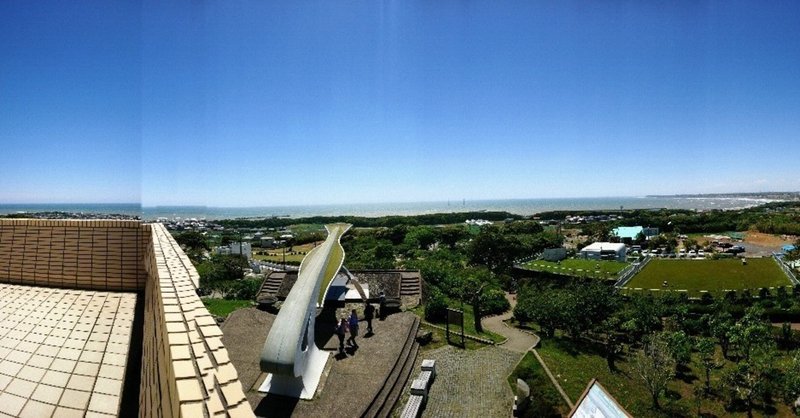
[0,219,253,418]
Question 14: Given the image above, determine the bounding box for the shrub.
[425,289,449,322]
[482,287,511,316]
[700,292,714,305]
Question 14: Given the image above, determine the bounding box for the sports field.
[520,258,629,280]
[624,258,790,295]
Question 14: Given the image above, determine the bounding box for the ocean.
[0,197,782,221]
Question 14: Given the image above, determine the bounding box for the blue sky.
[2,1,799,206]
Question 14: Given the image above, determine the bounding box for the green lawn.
[507,352,570,417]
[254,241,321,263]
[412,302,506,344]
[201,298,253,317]
[520,258,629,280]
[624,258,791,296]
[536,335,794,417]
[288,223,325,234]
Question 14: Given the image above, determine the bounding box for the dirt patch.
[745,231,792,247]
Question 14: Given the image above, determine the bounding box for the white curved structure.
[259,224,350,399]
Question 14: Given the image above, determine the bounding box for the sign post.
[446,308,465,347]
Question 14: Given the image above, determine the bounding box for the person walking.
[364,302,375,334]
[335,317,348,354]
[347,309,359,348]
[379,291,386,320]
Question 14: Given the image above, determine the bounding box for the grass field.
[520,258,629,280]
[507,352,570,417]
[201,298,253,317]
[624,258,790,295]
[254,241,321,263]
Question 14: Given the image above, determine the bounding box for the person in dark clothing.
[335,317,348,353]
[364,302,375,334]
[379,291,386,320]
[347,309,359,348]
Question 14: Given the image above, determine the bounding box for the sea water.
[0,196,782,220]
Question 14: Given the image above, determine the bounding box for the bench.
[401,394,425,418]
[400,359,436,417]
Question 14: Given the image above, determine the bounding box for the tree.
[600,315,623,371]
[424,288,448,322]
[666,331,692,372]
[635,333,676,410]
[695,337,720,394]
[583,223,611,242]
[728,305,773,361]
[722,345,778,418]
[439,225,468,249]
[175,231,209,251]
[567,280,618,339]
[781,351,800,406]
[708,305,734,359]
[467,226,523,274]
[514,285,569,338]
[621,294,662,342]
[403,226,438,251]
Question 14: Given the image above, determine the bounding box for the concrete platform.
[222,307,419,418]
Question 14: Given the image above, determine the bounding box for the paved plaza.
[416,345,519,418]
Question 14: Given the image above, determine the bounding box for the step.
[360,320,417,417]
[378,342,419,418]
[359,316,420,418]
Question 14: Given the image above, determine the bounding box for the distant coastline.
[2,194,798,221]
[646,191,800,200]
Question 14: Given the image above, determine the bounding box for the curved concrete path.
[481,293,540,353]
[481,293,574,407]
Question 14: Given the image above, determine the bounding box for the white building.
[215,242,253,260]
[580,242,627,262]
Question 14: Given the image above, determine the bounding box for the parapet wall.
[0,219,149,291]
[0,219,253,417]
[139,223,252,418]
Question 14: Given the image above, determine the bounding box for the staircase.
[257,273,284,299]
[400,274,421,297]
[359,316,421,418]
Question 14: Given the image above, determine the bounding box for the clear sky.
[2,1,799,206]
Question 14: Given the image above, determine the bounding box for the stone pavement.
[416,345,520,418]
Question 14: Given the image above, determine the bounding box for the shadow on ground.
[253,393,299,418]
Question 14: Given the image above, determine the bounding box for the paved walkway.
[480,293,574,408]
[481,293,539,353]
[420,345,520,418]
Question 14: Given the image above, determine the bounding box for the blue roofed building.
[612,226,659,242]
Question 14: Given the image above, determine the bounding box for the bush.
[700,292,714,305]
[425,289,449,322]
[226,278,262,300]
[482,287,511,316]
